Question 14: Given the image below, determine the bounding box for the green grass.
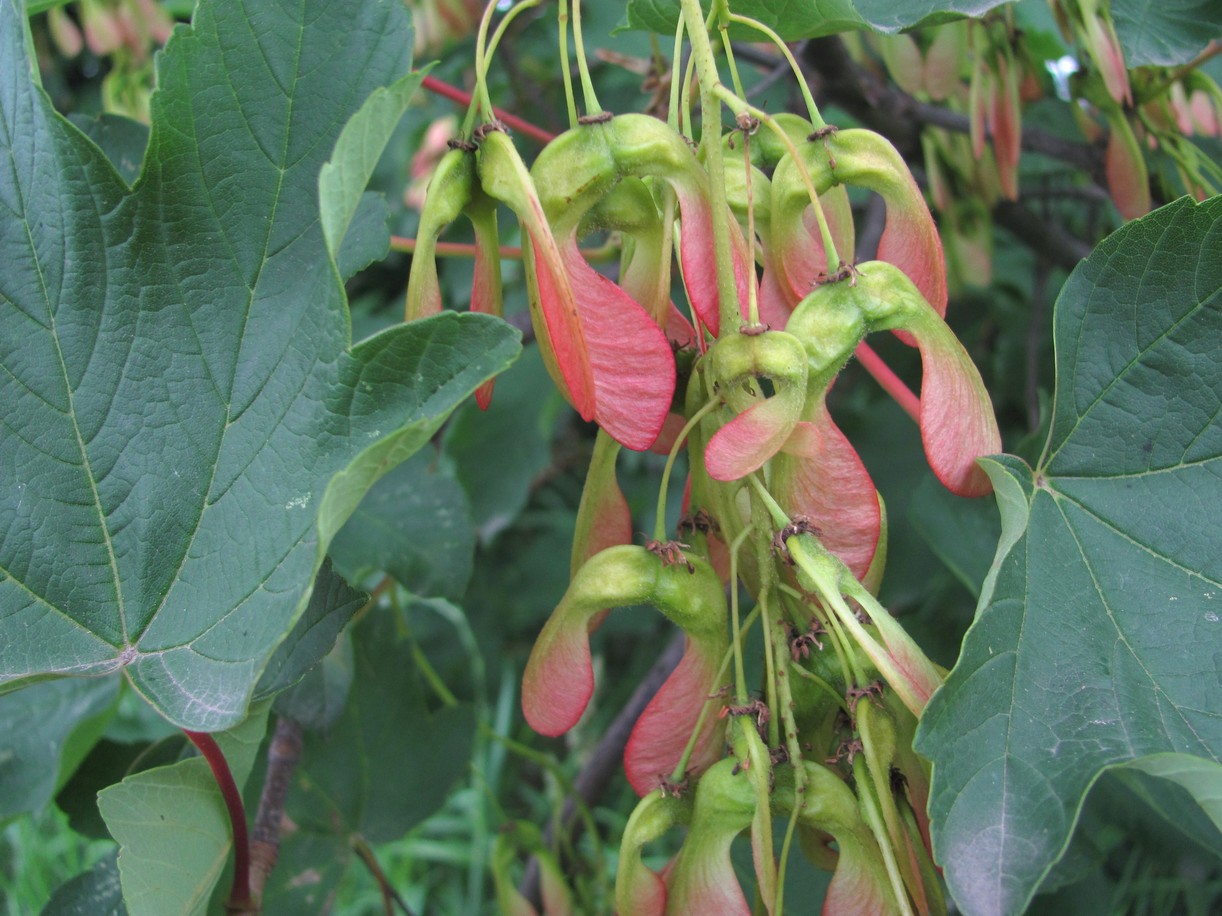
[0,806,115,915]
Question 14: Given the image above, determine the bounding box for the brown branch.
[797,36,1101,175]
[992,199,1093,271]
[517,631,687,909]
[353,836,416,916]
[247,716,304,907]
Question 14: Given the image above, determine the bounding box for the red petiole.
[184,730,252,910]
[421,75,555,144]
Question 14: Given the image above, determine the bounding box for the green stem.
[713,85,841,276]
[654,398,721,541]
[788,661,851,713]
[669,603,763,783]
[791,541,902,693]
[411,639,458,706]
[782,583,860,693]
[726,12,825,129]
[746,472,789,527]
[557,0,578,127]
[854,755,916,916]
[769,619,809,916]
[728,525,755,705]
[681,50,697,140]
[391,591,460,707]
[668,15,686,132]
[570,0,602,115]
[679,0,740,332]
[471,0,545,127]
[824,602,866,687]
[718,19,746,99]
[752,531,782,748]
[740,128,760,326]
[472,0,500,124]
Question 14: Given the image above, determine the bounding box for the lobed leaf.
[0,0,519,729]
[917,196,1222,916]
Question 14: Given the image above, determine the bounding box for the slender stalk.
[678,0,740,332]
[557,0,578,126]
[727,525,755,705]
[353,836,416,915]
[713,84,841,276]
[855,342,920,421]
[668,16,686,131]
[727,12,825,128]
[669,603,762,783]
[854,756,916,916]
[746,472,789,527]
[741,125,760,326]
[681,49,698,140]
[653,397,721,541]
[482,0,545,101]
[776,582,861,691]
[472,0,500,120]
[421,75,554,144]
[788,660,851,712]
[770,620,810,915]
[570,0,601,115]
[183,731,251,910]
[718,20,746,99]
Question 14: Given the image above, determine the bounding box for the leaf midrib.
[138,6,307,647]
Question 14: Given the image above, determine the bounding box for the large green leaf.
[329,450,476,600]
[916,196,1222,916]
[0,0,520,730]
[621,0,1012,39]
[443,345,563,541]
[1112,0,1222,67]
[251,559,365,702]
[42,851,125,916]
[0,677,118,822]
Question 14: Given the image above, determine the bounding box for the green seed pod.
[784,278,869,384]
[522,545,730,795]
[404,146,475,321]
[616,790,693,916]
[530,114,750,336]
[663,758,757,914]
[703,330,809,481]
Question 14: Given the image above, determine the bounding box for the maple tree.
[2,0,1221,913]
